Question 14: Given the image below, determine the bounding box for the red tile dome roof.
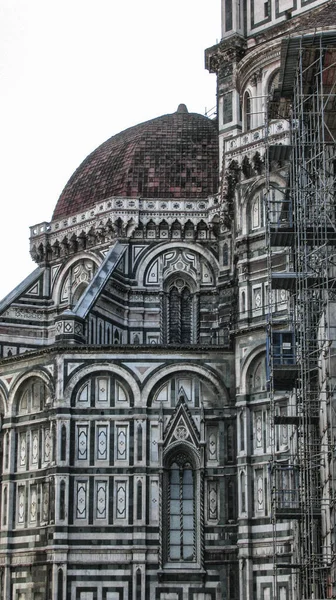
[52,106,218,219]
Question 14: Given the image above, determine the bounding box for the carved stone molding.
[205,34,247,74]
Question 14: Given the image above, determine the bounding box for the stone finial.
[176,103,188,113]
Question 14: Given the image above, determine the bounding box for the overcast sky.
[0,0,220,301]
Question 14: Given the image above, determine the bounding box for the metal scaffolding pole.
[267,31,336,599]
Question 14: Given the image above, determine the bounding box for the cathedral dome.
[53,105,219,220]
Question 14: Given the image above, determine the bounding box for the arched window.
[166,279,194,344]
[247,355,267,393]
[57,568,63,600]
[2,486,7,526]
[137,480,142,521]
[61,425,67,461]
[169,287,180,343]
[137,424,143,462]
[241,290,246,314]
[251,191,265,230]
[17,377,49,415]
[240,471,246,513]
[168,457,195,561]
[223,243,229,266]
[4,431,9,470]
[240,412,245,452]
[227,480,235,521]
[136,569,142,598]
[59,480,66,520]
[180,288,192,343]
[244,91,252,131]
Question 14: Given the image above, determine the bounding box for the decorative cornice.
[205,34,247,74]
[0,344,233,367]
[29,196,222,266]
[236,41,281,94]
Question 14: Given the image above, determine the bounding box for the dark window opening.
[136,569,142,597]
[244,91,251,132]
[61,425,67,461]
[59,480,65,520]
[57,569,63,600]
[228,480,235,521]
[169,460,195,561]
[240,413,245,451]
[227,424,234,462]
[137,424,143,462]
[181,288,192,343]
[168,285,192,344]
[137,481,142,520]
[223,242,229,266]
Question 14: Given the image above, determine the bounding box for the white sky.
[0,0,220,301]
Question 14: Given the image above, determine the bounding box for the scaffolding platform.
[271,272,320,291]
[275,507,302,519]
[269,225,294,247]
[273,364,299,389]
[270,226,336,247]
[305,227,336,245]
[274,415,300,425]
[276,563,302,569]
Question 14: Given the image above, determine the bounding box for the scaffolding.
[267,32,336,599]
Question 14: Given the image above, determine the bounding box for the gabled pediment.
[163,398,200,449]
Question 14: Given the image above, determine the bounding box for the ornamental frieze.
[2,307,45,320]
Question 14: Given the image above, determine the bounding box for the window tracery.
[166,452,196,562]
[167,279,193,344]
[247,355,267,393]
[17,377,49,415]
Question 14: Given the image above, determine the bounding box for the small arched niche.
[16,377,51,415]
[246,354,267,394]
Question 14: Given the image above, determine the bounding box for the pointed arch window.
[169,287,180,343]
[241,290,246,314]
[57,568,63,600]
[168,457,195,561]
[223,242,229,266]
[137,480,143,521]
[180,288,192,343]
[244,91,252,132]
[61,425,67,461]
[166,278,195,344]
